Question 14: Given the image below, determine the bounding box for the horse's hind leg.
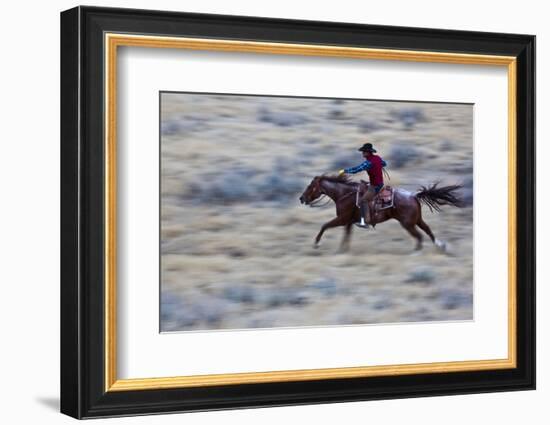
[418,218,447,252]
[417,218,435,243]
[400,222,423,251]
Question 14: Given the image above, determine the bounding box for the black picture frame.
[60,5,535,419]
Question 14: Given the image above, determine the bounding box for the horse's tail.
[415,183,464,213]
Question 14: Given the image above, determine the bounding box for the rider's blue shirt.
[344,159,387,174]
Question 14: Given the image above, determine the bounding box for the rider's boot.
[355,203,370,229]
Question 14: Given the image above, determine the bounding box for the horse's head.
[299,176,324,205]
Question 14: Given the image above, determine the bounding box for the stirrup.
[354,219,370,229]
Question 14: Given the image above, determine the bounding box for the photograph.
[160,92,474,332]
[58,5,535,419]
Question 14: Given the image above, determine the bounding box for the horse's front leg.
[314,216,346,248]
[338,222,353,253]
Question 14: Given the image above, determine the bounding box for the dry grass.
[160,93,473,332]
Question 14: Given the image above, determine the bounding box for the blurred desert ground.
[160,92,473,332]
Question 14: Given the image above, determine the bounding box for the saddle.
[374,185,394,210]
[356,181,394,211]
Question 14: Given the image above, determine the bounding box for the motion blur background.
[160,92,473,331]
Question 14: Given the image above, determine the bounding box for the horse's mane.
[319,174,358,186]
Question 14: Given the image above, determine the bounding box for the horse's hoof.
[435,239,447,253]
[313,242,321,249]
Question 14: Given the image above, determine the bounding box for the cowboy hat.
[358,142,377,153]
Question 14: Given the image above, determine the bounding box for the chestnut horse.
[299,174,463,252]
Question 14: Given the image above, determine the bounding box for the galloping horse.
[299,174,463,252]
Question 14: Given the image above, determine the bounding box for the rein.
[308,195,332,208]
[303,176,359,208]
[309,179,356,208]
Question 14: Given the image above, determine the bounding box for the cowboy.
[339,142,387,229]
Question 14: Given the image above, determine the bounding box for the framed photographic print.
[60,6,535,419]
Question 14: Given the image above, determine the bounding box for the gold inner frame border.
[104,33,517,392]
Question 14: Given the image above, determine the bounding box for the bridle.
[308,178,332,208]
